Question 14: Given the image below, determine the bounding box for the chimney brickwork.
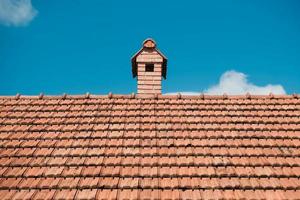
[131,39,167,96]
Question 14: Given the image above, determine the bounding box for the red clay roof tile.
[11,189,36,200]
[95,189,116,200]
[0,190,17,199]
[39,177,61,189]
[79,177,99,188]
[0,95,300,199]
[19,177,41,188]
[53,189,76,200]
[59,177,80,188]
[32,189,56,200]
[98,177,119,188]
[75,189,98,200]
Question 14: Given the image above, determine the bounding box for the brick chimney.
[131,39,167,96]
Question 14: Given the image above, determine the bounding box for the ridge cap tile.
[0,93,299,100]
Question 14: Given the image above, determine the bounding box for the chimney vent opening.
[145,64,154,72]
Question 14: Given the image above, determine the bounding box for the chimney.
[131,39,167,96]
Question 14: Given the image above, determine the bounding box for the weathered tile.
[75,189,98,200]
[59,177,80,188]
[95,189,118,200]
[0,95,299,199]
[117,189,138,200]
[39,178,61,189]
[32,189,56,200]
[98,177,119,188]
[79,177,99,188]
[11,189,36,200]
[53,189,76,200]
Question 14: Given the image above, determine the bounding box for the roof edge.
[0,93,298,100]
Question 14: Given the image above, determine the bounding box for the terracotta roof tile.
[0,94,300,199]
[81,166,101,176]
[5,167,27,176]
[117,189,138,199]
[160,189,179,200]
[138,189,159,199]
[39,177,61,189]
[79,177,99,188]
[11,189,36,200]
[19,177,41,188]
[44,167,64,176]
[98,177,119,188]
[62,166,83,176]
[140,178,159,188]
[59,177,80,188]
[180,189,202,200]
[32,190,56,200]
[53,189,76,200]
[75,189,98,200]
[0,189,16,199]
[95,189,117,200]
[119,177,139,188]
[120,166,139,176]
[0,177,22,189]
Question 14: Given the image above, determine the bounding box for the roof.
[131,39,168,79]
[0,93,300,199]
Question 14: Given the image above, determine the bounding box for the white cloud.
[204,70,286,95]
[0,0,37,26]
[166,70,286,95]
[165,92,200,95]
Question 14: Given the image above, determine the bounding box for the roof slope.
[0,94,300,199]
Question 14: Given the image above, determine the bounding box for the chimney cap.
[143,38,156,48]
[131,38,167,79]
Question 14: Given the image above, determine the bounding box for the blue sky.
[0,0,299,95]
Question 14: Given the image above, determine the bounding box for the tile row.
[1,147,299,158]
[1,116,300,125]
[0,144,299,150]
[1,103,300,112]
[1,131,299,140]
[1,138,299,148]
[1,110,300,118]
[0,104,300,116]
[0,101,298,109]
[1,166,300,178]
[1,177,300,190]
[1,96,299,105]
[1,123,300,132]
[1,188,300,200]
[1,156,300,167]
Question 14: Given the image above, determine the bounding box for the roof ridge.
[0,93,298,100]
